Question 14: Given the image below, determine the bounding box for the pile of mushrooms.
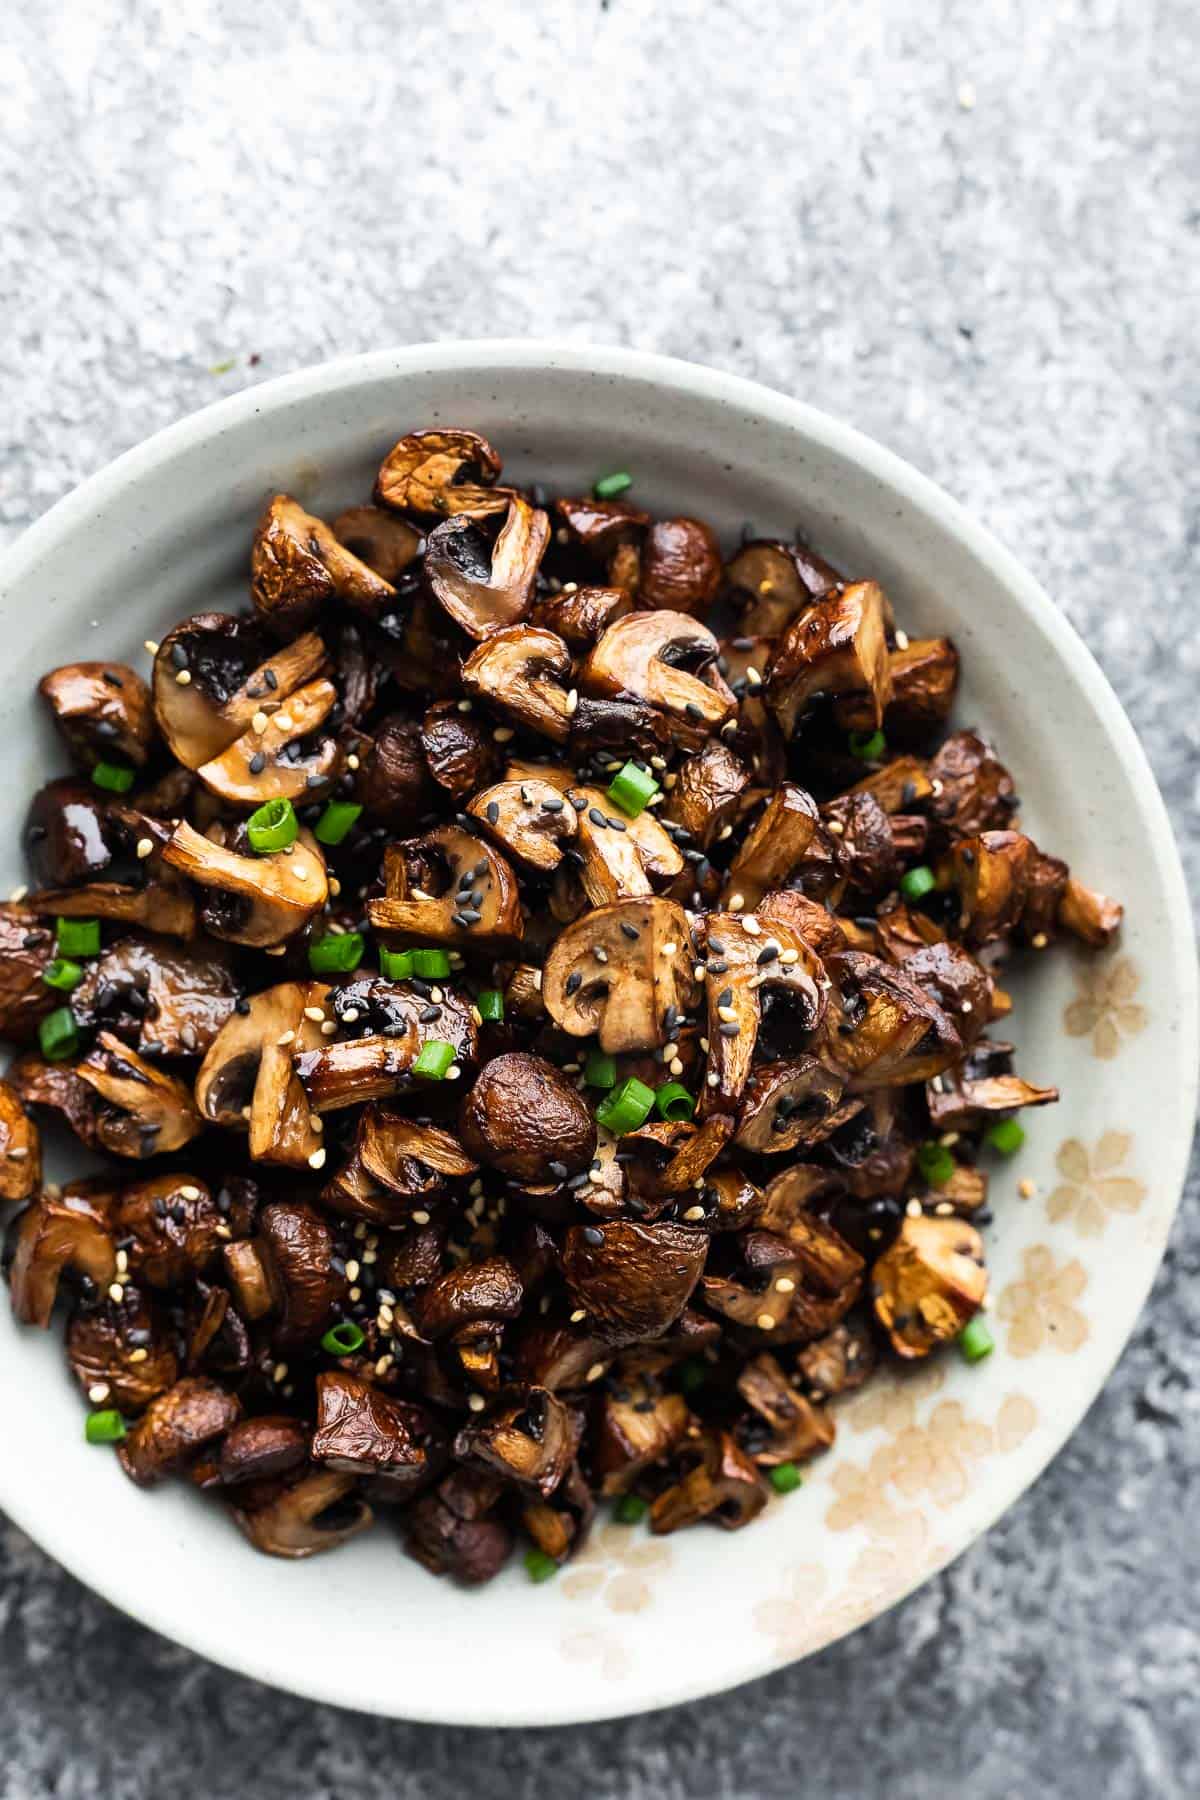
[0,430,1122,1580]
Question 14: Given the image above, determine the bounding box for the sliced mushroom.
[766,581,893,735]
[232,1467,374,1559]
[467,775,578,873]
[413,1256,524,1340]
[197,677,341,806]
[736,1353,835,1466]
[895,939,994,1051]
[196,980,329,1166]
[0,1079,40,1201]
[554,494,650,556]
[756,889,847,959]
[218,1415,310,1486]
[152,613,327,771]
[660,741,749,850]
[949,830,1033,945]
[375,428,506,519]
[38,662,155,769]
[581,611,734,747]
[257,1200,348,1349]
[453,1386,573,1498]
[6,1188,116,1326]
[367,825,523,951]
[871,1214,988,1358]
[927,730,1018,837]
[725,538,839,635]
[313,1371,444,1498]
[821,950,962,1089]
[162,820,328,948]
[73,933,242,1059]
[796,1314,877,1399]
[116,1376,242,1486]
[834,636,959,740]
[735,1057,850,1154]
[1058,877,1123,947]
[424,496,549,639]
[331,503,424,583]
[926,1058,1058,1130]
[846,753,935,816]
[0,907,57,1042]
[72,1032,203,1158]
[357,1107,476,1195]
[404,1480,513,1584]
[250,494,395,634]
[419,701,503,801]
[28,804,198,941]
[461,624,573,743]
[593,1383,691,1496]
[649,1431,767,1534]
[700,911,826,1113]
[459,1052,595,1181]
[719,783,822,911]
[820,791,900,897]
[344,712,434,826]
[222,1239,277,1322]
[621,1113,734,1199]
[637,517,723,614]
[560,1220,707,1346]
[297,991,479,1113]
[66,1291,179,1413]
[569,785,684,905]
[542,896,698,1053]
[530,583,629,648]
[114,1173,225,1287]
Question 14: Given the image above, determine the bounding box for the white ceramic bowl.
[0,343,1195,1727]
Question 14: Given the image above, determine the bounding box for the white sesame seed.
[303,1006,325,1021]
[745,666,762,689]
[341,1007,359,1023]
[411,1209,431,1225]
[694,1177,706,1190]
[1018,1178,1035,1198]
[707,1072,719,1087]
[264,945,286,956]
[717,1004,737,1024]
[135,837,154,860]
[468,1392,487,1412]
[663,771,678,789]
[310,1116,323,1133]
[756,1312,776,1331]
[7,1146,27,1160]
[175,669,192,686]
[940,1132,960,1148]
[906,1197,923,1217]
[778,948,799,964]
[717,823,734,840]
[669,1057,684,1076]
[88,1383,110,1403]
[8,885,27,903]
[742,916,761,936]
[566,688,579,715]
[320,1019,337,1036]
[108,1283,124,1303]
[661,942,677,957]
[179,1185,201,1201]
[346,753,360,771]
[307,1148,326,1170]
[493,726,515,743]
[276,1030,296,1047]
[1031,932,1049,949]
[445,1065,461,1080]
[144,639,160,654]
[693,962,706,980]
[354,1222,367,1239]
[585,1362,606,1383]
[827,819,845,835]
[274,714,293,733]
[115,1250,129,1273]
[215,1223,232,1239]
[699,1036,710,1052]
[570,1308,586,1323]
[775,1277,796,1294]
[726,891,746,911]
[935,1201,955,1216]
[128,1347,149,1364]
[348,1284,362,1301]
[682,1205,705,1221]
[273,1362,288,1383]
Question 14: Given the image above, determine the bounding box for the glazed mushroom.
[467,773,578,873]
[297,986,479,1112]
[581,611,735,747]
[699,911,827,1113]
[353,1108,477,1204]
[453,1386,574,1498]
[419,702,502,801]
[331,504,424,583]
[72,933,242,1059]
[530,583,629,649]
[114,1172,227,1287]
[796,1314,877,1398]
[367,824,523,951]
[649,1431,767,1534]
[218,1415,310,1486]
[232,1467,374,1559]
[29,805,198,941]
[312,1372,444,1498]
[0,1079,40,1201]
[926,729,1018,836]
[256,1200,348,1349]
[542,896,699,1054]
[660,741,749,850]
[196,676,341,806]
[734,1056,851,1154]
[424,496,550,639]
[404,1477,513,1584]
[719,783,823,911]
[66,1290,179,1413]
[162,821,328,948]
[38,662,155,770]
[735,1353,835,1466]
[926,1051,1059,1130]
[413,1256,524,1340]
[375,428,507,519]
[459,1052,596,1182]
[195,981,330,1167]
[637,517,723,614]
[250,493,395,634]
[821,950,963,1089]
[6,1187,116,1326]
[593,1383,691,1496]
[766,581,893,735]
[725,538,840,635]
[554,494,649,557]
[560,1219,707,1346]
[1058,877,1123,947]
[563,783,684,906]
[0,907,56,1042]
[871,1214,988,1358]
[352,713,438,824]
[117,1376,242,1487]
[461,625,574,743]
[948,830,1033,944]
[834,636,959,740]
[71,1032,203,1158]
[152,614,328,771]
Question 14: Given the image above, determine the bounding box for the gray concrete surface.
[1,1,1197,1794]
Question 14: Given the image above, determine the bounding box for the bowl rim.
[1,339,1196,1725]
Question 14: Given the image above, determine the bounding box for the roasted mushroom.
[459,1052,595,1181]
[766,581,893,735]
[649,1431,767,1534]
[367,824,523,951]
[312,1372,444,1497]
[637,517,723,614]
[542,897,699,1053]
[72,1032,203,1159]
[871,1215,988,1358]
[461,625,574,743]
[0,1079,40,1201]
[232,1467,374,1559]
[117,1376,241,1486]
[250,493,394,633]
[581,611,735,747]
[152,614,327,771]
[424,496,549,639]
[375,428,507,520]
[560,1219,707,1346]
[39,662,155,770]
[195,981,329,1167]
[163,820,328,948]
[6,1187,116,1326]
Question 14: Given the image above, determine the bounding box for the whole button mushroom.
[637,517,723,615]
[459,1052,596,1182]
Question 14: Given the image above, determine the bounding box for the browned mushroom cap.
[25,803,197,941]
[0,1079,40,1201]
[467,774,578,873]
[197,677,341,806]
[250,494,395,635]
[1017,848,1069,945]
[1058,876,1123,947]
[660,742,749,850]
[350,713,438,825]
[195,979,329,1167]
[834,636,959,740]
[871,1214,988,1358]
[8,1054,102,1150]
[736,1353,835,1466]
[734,1057,850,1154]
[368,824,523,951]
[297,988,479,1113]
[152,614,328,771]
[531,583,629,648]
[542,896,698,1054]
[222,1238,276,1322]
[554,494,650,556]
[796,1314,877,1398]
[72,1032,202,1158]
[821,790,906,897]
[703,1215,864,1346]
[312,1372,444,1498]
[114,1173,225,1287]
[257,1200,348,1349]
[459,1052,596,1181]
[700,912,827,1113]
[948,830,1032,944]
[0,907,56,1042]
[233,1467,374,1559]
[560,1219,707,1346]
[636,517,723,614]
[719,783,822,911]
[649,1430,767,1534]
[39,662,155,770]
[581,611,734,747]
[216,1415,310,1486]
[568,785,684,905]
[419,700,502,800]
[331,504,424,583]
[461,624,573,743]
[593,1382,691,1496]
[821,950,962,1089]
[927,729,1017,836]
[894,939,994,1050]
[453,1386,574,1498]
[162,820,328,948]
[927,1055,1058,1130]
[404,1479,513,1584]
[842,755,934,819]
[72,934,241,1060]
[520,1461,594,1563]
[725,538,840,635]
[413,1256,524,1340]
[6,1188,116,1326]
[756,889,847,960]
[620,1113,733,1200]
[357,1107,476,1197]
[424,496,550,640]
[375,428,506,519]
[766,582,893,736]
[66,1290,179,1412]
[116,1376,242,1486]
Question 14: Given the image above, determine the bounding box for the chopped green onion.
[899,865,936,902]
[613,1494,648,1525]
[985,1118,1026,1156]
[91,759,135,794]
[655,1081,695,1123]
[321,1321,365,1357]
[84,1408,127,1444]
[768,1462,803,1496]
[916,1140,956,1187]
[606,759,660,819]
[247,796,298,854]
[677,1358,708,1396]
[413,1040,455,1080]
[314,801,363,846]
[379,948,415,980]
[523,1547,559,1583]
[56,917,100,959]
[592,470,632,500]
[39,1007,78,1062]
[958,1315,995,1364]
[42,957,84,993]
[308,931,364,976]
[411,948,451,979]
[595,1075,655,1134]
[584,1051,618,1089]
[476,989,505,1023]
[849,729,886,760]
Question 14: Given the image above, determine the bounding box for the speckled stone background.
[1,0,1197,1794]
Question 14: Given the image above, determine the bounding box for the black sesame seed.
[588,807,608,828]
[249,751,266,774]
[548,1160,568,1180]
[718,987,733,1008]
[170,643,189,669]
[719,1021,741,1037]
[541,795,564,812]
[582,1226,604,1246]
[264,667,279,690]
[684,701,704,719]
[620,922,640,940]
[101,670,124,688]
[565,971,583,995]
[607,816,627,832]
[708,937,725,954]
[756,943,778,965]
[570,794,588,812]
[486,801,500,824]
[419,1004,442,1023]
[306,772,324,788]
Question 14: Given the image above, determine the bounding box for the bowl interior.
[0,344,1194,1726]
